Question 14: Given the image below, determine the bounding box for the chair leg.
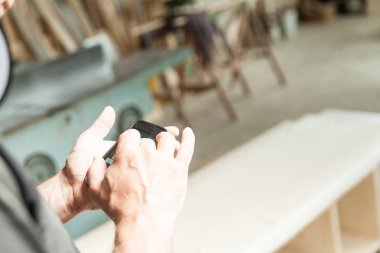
[173,92,191,127]
[233,67,252,96]
[266,48,287,86]
[208,67,238,122]
[161,73,192,127]
[212,20,252,96]
[246,9,287,86]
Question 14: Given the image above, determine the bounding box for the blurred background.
[1,0,380,250]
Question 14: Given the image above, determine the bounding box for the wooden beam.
[180,0,246,15]
[278,206,343,253]
[66,0,95,37]
[32,0,78,53]
[93,0,130,54]
[1,13,34,62]
[338,172,380,239]
[10,0,57,61]
[82,0,103,29]
[49,0,82,44]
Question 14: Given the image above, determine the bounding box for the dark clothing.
[0,145,78,253]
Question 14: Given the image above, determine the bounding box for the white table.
[75,110,380,253]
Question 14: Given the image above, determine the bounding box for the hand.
[38,106,182,223]
[0,0,14,17]
[38,106,116,222]
[86,127,195,252]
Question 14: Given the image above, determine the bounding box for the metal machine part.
[118,106,143,134]
[24,153,56,183]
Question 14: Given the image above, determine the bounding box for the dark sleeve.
[0,147,79,253]
[37,197,80,253]
[0,193,46,253]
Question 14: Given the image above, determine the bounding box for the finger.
[157,133,180,155]
[157,132,177,155]
[117,129,141,159]
[165,126,179,137]
[140,138,156,154]
[176,127,195,166]
[175,140,180,155]
[4,0,14,9]
[86,157,107,193]
[85,107,116,139]
[0,6,4,17]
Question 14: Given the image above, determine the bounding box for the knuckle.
[140,138,155,147]
[96,117,111,130]
[119,129,140,142]
[181,143,194,154]
[88,179,97,191]
[160,132,176,142]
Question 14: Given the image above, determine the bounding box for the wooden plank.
[120,0,140,50]
[49,0,82,44]
[32,0,78,53]
[277,206,343,253]
[93,0,130,54]
[10,0,57,61]
[131,19,165,37]
[179,0,246,15]
[342,233,380,253]
[141,0,166,20]
[1,13,18,44]
[82,0,103,29]
[66,0,95,37]
[338,172,380,253]
[1,13,34,61]
[338,172,380,238]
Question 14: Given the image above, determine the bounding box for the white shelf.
[75,110,380,253]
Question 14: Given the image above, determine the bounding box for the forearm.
[37,170,80,223]
[114,215,175,253]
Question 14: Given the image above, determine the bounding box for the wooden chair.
[160,0,287,126]
[210,1,287,90]
[138,8,239,126]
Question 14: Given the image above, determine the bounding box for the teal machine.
[0,27,191,239]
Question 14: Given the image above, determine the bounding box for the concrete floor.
[156,16,380,172]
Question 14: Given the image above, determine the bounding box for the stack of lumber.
[2,0,288,63]
[0,0,167,62]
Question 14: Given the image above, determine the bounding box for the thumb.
[85,106,116,139]
[86,157,107,194]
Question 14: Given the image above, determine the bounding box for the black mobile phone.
[103,121,166,166]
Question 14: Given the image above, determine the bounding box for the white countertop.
[75,110,380,253]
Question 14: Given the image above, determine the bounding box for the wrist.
[38,170,81,223]
[57,169,83,217]
[114,212,176,253]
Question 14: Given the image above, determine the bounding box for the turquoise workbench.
[0,46,191,238]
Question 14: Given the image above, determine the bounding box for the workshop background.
[1,0,380,252]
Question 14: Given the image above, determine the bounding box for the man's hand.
[86,127,195,253]
[38,106,182,223]
[0,0,14,17]
[38,106,116,222]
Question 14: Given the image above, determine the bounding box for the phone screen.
[103,121,166,166]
